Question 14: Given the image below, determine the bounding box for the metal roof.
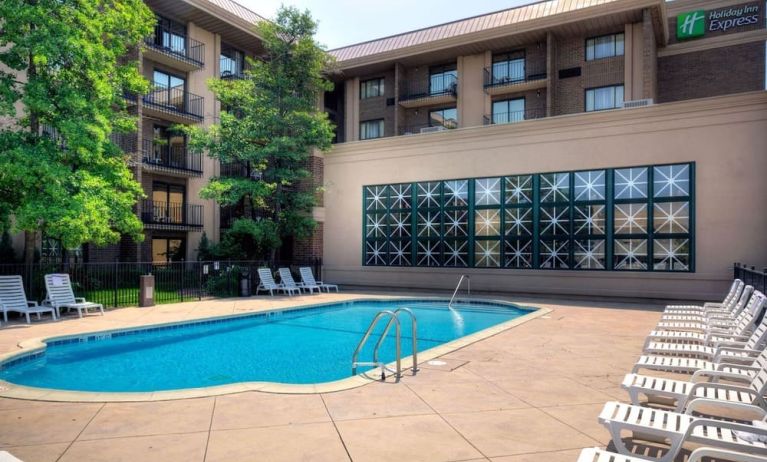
[201,0,267,25]
[329,0,623,62]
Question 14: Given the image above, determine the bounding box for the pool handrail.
[351,310,401,378]
[449,275,471,308]
[373,307,418,376]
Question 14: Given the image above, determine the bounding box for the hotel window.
[152,238,185,263]
[585,85,624,112]
[360,119,384,140]
[429,107,458,129]
[492,98,525,124]
[152,69,186,110]
[152,182,185,224]
[586,33,625,60]
[429,64,457,96]
[153,15,187,55]
[492,51,525,84]
[360,78,384,99]
[220,44,245,78]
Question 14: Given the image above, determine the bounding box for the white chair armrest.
[690,447,767,462]
[691,369,752,384]
[27,300,38,307]
[75,297,86,303]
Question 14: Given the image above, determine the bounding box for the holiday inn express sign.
[677,4,761,40]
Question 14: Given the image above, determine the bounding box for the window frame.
[428,106,458,129]
[585,84,625,112]
[360,78,385,99]
[359,119,385,140]
[491,50,526,84]
[220,43,245,78]
[491,98,526,124]
[428,64,458,96]
[585,32,625,61]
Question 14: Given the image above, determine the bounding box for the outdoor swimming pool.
[0,299,534,393]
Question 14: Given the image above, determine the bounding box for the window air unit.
[623,99,654,109]
[420,126,447,134]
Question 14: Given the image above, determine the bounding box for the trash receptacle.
[139,274,155,307]
[240,270,251,297]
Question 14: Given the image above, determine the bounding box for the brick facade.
[292,222,323,261]
[358,69,396,137]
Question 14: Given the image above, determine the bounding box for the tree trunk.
[23,230,36,265]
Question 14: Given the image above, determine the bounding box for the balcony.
[143,27,204,71]
[483,108,547,125]
[398,74,458,109]
[142,85,204,123]
[141,139,202,177]
[399,122,458,136]
[141,200,203,231]
[483,68,547,96]
[111,132,138,154]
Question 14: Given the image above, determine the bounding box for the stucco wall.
[322,92,767,301]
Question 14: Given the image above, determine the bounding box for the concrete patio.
[0,291,666,462]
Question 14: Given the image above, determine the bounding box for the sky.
[236,0,539,49]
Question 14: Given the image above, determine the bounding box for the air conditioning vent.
[623,99,654,109]
[420,126,447,134]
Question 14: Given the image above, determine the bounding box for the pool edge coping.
[0,297,551,402]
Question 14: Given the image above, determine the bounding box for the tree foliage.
[186,6,334,260]
[0,0,155,261]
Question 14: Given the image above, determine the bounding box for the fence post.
[113,259,119,309]
[179,260,185,303]
[198,261,203,301]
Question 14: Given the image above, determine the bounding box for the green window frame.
[362,162,695,272]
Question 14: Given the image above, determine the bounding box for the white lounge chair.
[633,339,767,375]
[299,267,338,293]
[0,275,57,323]
[644,300,767,361]
[659,284,755,323]
[278,268,318,294]
[577,447,767,462]
[622,363,767,414]
[598,401,767,462]
[43,273,103,318]
[664,279,744,313]
[655,286,757,331]
[255,268,300,296]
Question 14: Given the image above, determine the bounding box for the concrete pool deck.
[0,291,667,462]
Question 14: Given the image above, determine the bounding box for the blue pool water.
[0,299,531,392]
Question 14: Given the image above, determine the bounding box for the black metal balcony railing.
[144,27,205,67]
[483,68,547,88]
[399,122,458,136]
[219,160,249,178]
[141,200,203,228]
[399,74,458,102]
[483,109,547,125]
[110,132,138,153]
[142,139,202,174]
[143,85,204,121]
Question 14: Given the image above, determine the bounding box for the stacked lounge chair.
[577,281,767,462]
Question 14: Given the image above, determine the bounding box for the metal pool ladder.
[449,275,471,308]
[351,308,418,380]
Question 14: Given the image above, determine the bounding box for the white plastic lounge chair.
[655,286,757,331]
[255,268,300,296]
[43,273,103,318]
[660,284,755,323]
[278,268,318,294]
[664,279,744,313]
[644,301,767,361]
[299,267,338,293]
[0,275,57,323]
[577,446,767,462]
[622,364,767,414]
[598,401,767,462]
[633,339,767,375]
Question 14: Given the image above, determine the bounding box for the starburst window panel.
[389,184,412,210]
[389,240,412,266]
[573,239,606,269]
[366,213,387,238]
[444,210,468,237]
[540,173,569,203]
[653,202,689,234]
[443,180,469,207]
[505,175,533,205]
[416,182,441,208]
[654,164,690,198]
[475,240,501,267]
[475,209,501,237]
[614,239,648,270]
[539,239,570,269]
[417,211,441,238]
[443,239,469,267]
[574,205,605,235]
[614,204,648,235]
[365,240,388,266]
[365,185,388,210]
[505,239,532,268]
[574,170,606,202]
[504,208,533,237]
[474,178,501,206]
[388,212,411,238]
[653,238,690,271]
[614,167,648,200]
[539,206,570,235]
[416,240,441,267]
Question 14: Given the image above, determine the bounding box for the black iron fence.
[734,263,767,294]
[142,139,203,174]
[144,26,205,67]
[143,85,204,121]
[141,200,204,229]
[483,108,547,125]
[0,259,323,310]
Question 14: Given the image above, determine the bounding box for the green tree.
[186,6,334,261]
[0,0,155,263]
